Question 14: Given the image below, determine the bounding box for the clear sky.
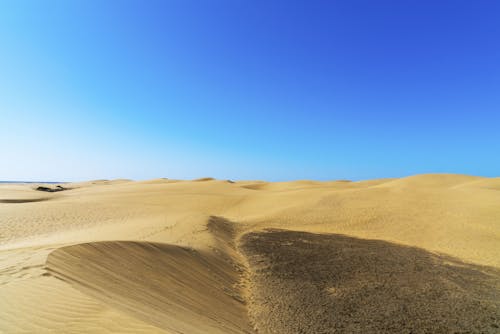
[1,1,499,181]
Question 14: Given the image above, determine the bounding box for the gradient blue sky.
[1,1,499,181]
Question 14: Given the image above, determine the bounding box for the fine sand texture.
[1,174,500,333]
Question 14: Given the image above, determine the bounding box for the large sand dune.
[1,174,499,333]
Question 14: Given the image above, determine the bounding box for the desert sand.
[0,174,499,333]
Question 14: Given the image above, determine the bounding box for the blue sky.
[1,1,499,181]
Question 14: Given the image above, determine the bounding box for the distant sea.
[0,181,63,184]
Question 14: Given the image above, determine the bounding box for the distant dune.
[1,174,499,333]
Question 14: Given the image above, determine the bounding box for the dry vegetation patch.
[240,230,500,334]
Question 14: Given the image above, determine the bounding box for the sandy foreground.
[0,174,499,333]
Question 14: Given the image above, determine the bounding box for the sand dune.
[374,173,484,189]
[1,174,499,333]
[46,241,251,334]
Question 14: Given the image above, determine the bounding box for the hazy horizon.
[1,171,499,185]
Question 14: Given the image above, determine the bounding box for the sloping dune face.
[241,230,500,333]
[1,174,500,333]
[46,240,252,334]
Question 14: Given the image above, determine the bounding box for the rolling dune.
[1,174,500,333]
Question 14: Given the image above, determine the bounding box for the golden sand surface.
[0,174,499,333]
